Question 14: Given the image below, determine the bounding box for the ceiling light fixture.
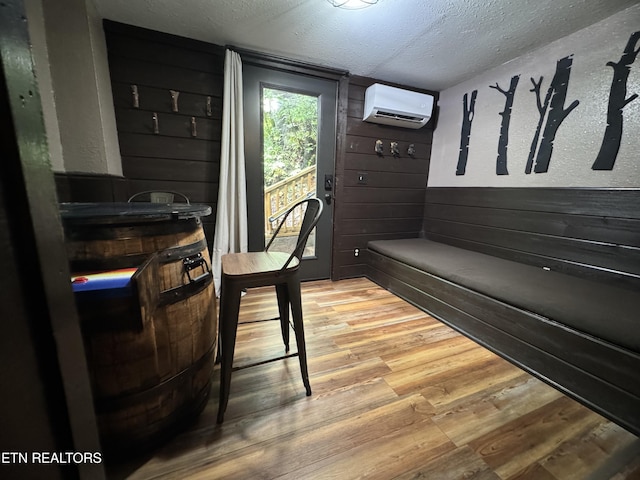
[326,0,379,10]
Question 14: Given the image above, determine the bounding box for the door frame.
[242,60,340,280]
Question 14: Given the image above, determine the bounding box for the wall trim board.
[425,187,640,218]
[232,46,348,81]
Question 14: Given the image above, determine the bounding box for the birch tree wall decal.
[489,75,520,175]
[592,31,640,171]
[525,76,551,173]
[456,90,478,175]
[526,55,580,173]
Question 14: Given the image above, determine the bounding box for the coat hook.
[170,90,180,112]
[390,141,400,157]
[191,117,197,137]
[152,112,159,134]
[206,96,212,117]
[131,85,139,108]
[407,144,416,157]
[375,139,383,156]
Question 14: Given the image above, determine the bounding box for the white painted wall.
[86,0,121,175]
[429,4,640,187]
[31,0,121,175]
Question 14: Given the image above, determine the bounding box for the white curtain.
[212,49,248,297]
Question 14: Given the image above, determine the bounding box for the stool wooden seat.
[216,198,323,423]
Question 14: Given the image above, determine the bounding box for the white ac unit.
[363,83,434,129]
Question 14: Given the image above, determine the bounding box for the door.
[243,64,337,280]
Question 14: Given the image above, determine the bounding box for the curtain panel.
[212,49,248,296]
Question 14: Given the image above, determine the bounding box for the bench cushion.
[368,238,639,353]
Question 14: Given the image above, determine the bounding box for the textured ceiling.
[92,0,640,91]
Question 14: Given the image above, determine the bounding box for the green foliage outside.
[262,88,318,187]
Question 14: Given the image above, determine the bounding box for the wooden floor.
[108,278,640,480]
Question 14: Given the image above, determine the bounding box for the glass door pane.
[262,87,318,258]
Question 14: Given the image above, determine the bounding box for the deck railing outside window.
[264,165,316,238]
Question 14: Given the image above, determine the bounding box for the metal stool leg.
[287,276,311,396]
[276,283,291,351]
[217,278,243,424]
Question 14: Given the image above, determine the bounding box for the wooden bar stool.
[216,198,323,423]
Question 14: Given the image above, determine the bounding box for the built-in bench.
[366,187,640,436]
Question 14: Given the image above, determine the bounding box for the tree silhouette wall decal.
[489,75,520,175]
[592,31,640,170]
[526,55,580,174]
[456,90,478,175]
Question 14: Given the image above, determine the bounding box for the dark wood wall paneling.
[332,76,438,279]
[55,172,128,203]
[423,187,640,291]
[57,22,443,278]
[103,20,224,244]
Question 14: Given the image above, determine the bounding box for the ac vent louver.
[374,111,425,123]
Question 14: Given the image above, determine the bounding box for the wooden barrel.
[60,202,217,455]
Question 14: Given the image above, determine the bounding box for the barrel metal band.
[93,344,216,413]
[158,238,207,264]
[100,382,211,452]
[69,238,208,272]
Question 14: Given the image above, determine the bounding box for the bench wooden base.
[367,248,640,436]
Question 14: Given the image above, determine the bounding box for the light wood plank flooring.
[108,278,640,479]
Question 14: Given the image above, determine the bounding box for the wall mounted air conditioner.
[363,83,434,129]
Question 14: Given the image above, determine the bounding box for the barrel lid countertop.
[59,202,212,226]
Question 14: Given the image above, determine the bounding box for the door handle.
[324,193,332,205]
[324,174,333,191]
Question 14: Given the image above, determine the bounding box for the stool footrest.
[238,316,280,324]
[232,352,299,372]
